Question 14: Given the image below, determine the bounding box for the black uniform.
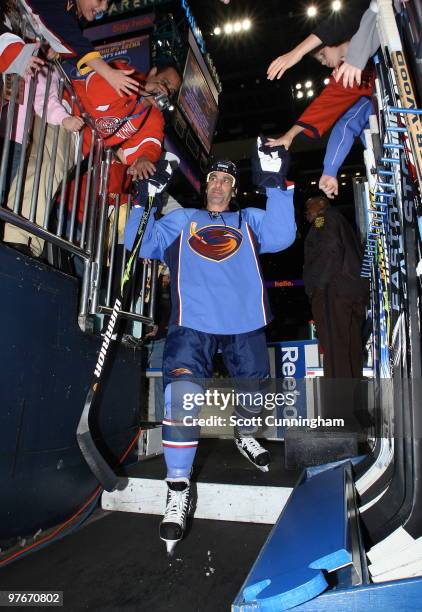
[303,206,368,379]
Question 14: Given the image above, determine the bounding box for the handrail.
[0,207,90,260]
[0,43,158,337]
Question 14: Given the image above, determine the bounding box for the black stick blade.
[77,387,128,492]
[77,431,125,492]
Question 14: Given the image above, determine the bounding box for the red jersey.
[296,72,373,139]
[72,66,164,166]
[0,31,24,72]
[65,65,165,220]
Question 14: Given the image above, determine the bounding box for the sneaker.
[234,435,270,472]
[159,477,191,555]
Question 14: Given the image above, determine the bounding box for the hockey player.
[125,138,296,553]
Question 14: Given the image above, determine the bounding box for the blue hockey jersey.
[125,186,296,335]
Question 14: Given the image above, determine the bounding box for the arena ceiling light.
[323,77,330,85]
[294,82,315,98]
[307,5,318,17]
[217,19,252,35]
[332,1,342,11]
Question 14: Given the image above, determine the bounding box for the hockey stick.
[377,0,422,189]
[77,154,179,491]
[376,0,422,282]
[76,193,156,491]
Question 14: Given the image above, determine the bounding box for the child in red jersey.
[266,40,373,151]
[71,61,181,207]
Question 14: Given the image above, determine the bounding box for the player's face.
[206,171,235,211]
[77,0,108,21]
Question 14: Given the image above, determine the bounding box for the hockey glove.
[251,135,290,190]
[132,152,180,204]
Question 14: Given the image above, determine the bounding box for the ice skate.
[159,478,191,555]
[234,435,270,472]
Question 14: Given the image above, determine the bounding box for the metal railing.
[0,63,156,335]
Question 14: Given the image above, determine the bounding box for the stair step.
[102,478,293,524]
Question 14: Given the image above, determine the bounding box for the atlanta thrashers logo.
[170,368,193,377]
[188,223,243,262]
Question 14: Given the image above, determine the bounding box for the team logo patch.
[314,216,325,228]
[94,116,122,137]
[170,368,193,377]
[188,223,243,262]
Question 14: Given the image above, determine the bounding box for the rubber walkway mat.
[1,510,271,612]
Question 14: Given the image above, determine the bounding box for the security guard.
[303,196,368,379]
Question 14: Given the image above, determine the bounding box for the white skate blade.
[163,539,178,556]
